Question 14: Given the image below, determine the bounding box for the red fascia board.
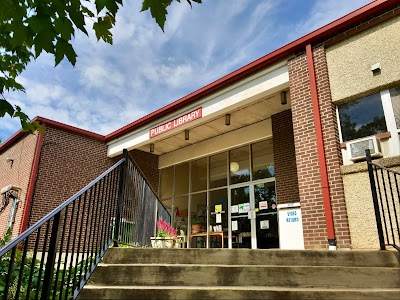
[34,116,105,141]
[105,0,397,142]
[0,116,105,153]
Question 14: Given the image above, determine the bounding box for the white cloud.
[288,0,371,42]
[0,0,374,142]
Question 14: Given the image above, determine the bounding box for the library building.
[1,0,400,251]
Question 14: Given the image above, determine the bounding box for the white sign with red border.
[149,107,202,138]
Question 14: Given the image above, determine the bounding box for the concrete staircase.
[78,248,400,299]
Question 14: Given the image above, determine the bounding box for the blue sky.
[0,0,371,142]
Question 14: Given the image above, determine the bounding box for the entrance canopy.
[107,62,290,158]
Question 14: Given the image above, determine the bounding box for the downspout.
[305,44,337,250]
[19,128,45,234]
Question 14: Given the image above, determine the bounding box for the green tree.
[0,0,201,133]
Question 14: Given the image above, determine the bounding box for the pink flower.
[156,218,177,238]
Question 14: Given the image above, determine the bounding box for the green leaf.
[9,21,27,48]
[54,17,74,40]
[96,0,108,14]
[81,5,95,18]
[55,38,77,66]
[34,31,55,56]
[68,7,88,35]
[141,0,169,31]
[0,100,15,117]
[96,0,120,16]
[93,17,113,44]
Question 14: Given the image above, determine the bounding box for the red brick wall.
[28,126,114,227]
[288,45,351,249]
[129,150,159,194]
[0,133,39,237]
[313,46,350,248]
[113,149,160,194]
[272,109,300,205]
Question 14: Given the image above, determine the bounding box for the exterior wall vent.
[346,136,382,162]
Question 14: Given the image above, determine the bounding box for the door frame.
[228,177,276,249]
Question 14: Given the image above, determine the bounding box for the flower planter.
[150,237,176,248]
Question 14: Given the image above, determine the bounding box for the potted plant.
[150,219,178,248]
[191,216,202,233]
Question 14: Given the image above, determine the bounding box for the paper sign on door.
[259,201,268,210]
[231,205,238,213]
[216,213,222,224]
[215,205,222,213]
[238,203,250,213]
[260,220,269,229]
[232,220,238,231]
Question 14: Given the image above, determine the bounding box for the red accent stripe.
[19,129,44,234]
[34,116,105,141]
[0,116,105,153]
[306,44,336,241]
[105,0,397,142]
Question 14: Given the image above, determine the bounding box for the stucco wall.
[341,156,400,249]
[326,15,400,102]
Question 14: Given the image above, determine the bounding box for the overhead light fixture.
[185,129,189,140]
[225,114,231,126]
[5,158,14,163]
[230,162,240,172]
[280,91,287,105]
[150,143,154,153]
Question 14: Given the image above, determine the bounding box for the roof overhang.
[107,63,289,157]
[105,0,398,143]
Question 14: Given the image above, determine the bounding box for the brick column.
[272,109,300,205]
[288,45,351,249]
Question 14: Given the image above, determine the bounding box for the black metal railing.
[0,149,170,299]
[366,149,400,251]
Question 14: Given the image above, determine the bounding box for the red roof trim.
[105,0,397,142]
[35,116,105,141]
[0,116,105,153]
[1,1,398,147]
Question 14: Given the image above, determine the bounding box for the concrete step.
[88,263,400,289]
[78,285,400,300]
[79,249,400,300]
[103,248,400,267]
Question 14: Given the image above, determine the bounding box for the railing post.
[366,149,386,250]
[114,149,128,247]
[41,211,63,300]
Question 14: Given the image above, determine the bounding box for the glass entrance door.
[230,186,253,249]
[253,181,278,249]
[229,180,278,249]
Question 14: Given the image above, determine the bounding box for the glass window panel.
[174,195,189,237]
[161,198,174,225]
[230,146,250,184]
[230,186,251,248]
[191,158,207,192]
[254,182,277,212]
[338,93,387,142]
[209,189,228,248]
[390,86,400,129]
[160,167,174,200]
[252,140,275,180]
[175,162,189,196]
[190,192,207,248]
[210,152,227,189]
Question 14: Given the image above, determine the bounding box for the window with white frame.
[338,85,400,144]
[338,92,387,142]
[390,86,400,130]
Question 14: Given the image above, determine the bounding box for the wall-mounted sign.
[149,107,202,138]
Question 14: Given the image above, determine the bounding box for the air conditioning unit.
[346,136,382,162]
